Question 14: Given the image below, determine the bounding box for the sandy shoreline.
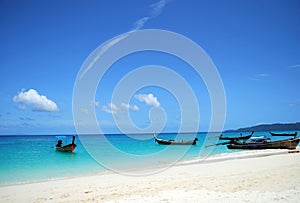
[1,149,300,202]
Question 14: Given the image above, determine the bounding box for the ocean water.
[0,131,298,185]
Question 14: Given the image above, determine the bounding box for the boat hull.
[227,138,300,150]
[269,131,298,137]
[155,139,197,145]
[56,144,77,152]
[154,135,198,145]
[220,131,253,141]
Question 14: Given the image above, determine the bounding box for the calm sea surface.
[0,131,298,185]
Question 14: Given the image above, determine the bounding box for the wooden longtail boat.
[269,131,298,137]
[219,131,254,141]
[227,137,300,150]
[205,132,254,148]
[153,134,198,145]
[56,135,77,152]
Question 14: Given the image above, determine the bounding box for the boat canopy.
[249,136,269,142]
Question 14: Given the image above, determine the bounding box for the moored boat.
[219,131,254,141]
[153,134,198,145]
[269,131,298,137]
[55,135,77,152]
[227,137,300,150]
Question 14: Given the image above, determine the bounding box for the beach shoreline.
[1,148,299,202]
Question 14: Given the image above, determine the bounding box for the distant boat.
[269,131,298,137]
[205,131,254,148]
[55,135,77,152]
[153,134,198,145]
[219,131,254,141]
[227,137,300,150]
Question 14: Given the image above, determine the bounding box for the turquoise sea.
[0,131,298,185]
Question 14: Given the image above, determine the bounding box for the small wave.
[178,147,300,165]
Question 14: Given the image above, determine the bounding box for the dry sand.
[1,150,300,202]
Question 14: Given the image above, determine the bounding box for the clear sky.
[0,0,299,135]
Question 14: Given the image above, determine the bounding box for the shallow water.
[0,131,298,185]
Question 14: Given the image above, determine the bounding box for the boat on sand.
[227,137,300,150]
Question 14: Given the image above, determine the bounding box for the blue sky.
[0,0,299,135]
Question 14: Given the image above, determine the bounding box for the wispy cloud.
[134,17,151,30]
[121,103,139,111]
[256,73,270,77]
[102,103,119,114]
[288,103,298,107]
[78,0,171,84]
[80,0,171,79]
[80,108,90,115]
[101,103,139,114]
[287,99,300,108]
[17,105,26,111]
[288,64,300,68]
[19,117,34,121]
[132,0,171,30]
[79,33,129,79]
[248,73,270,81]
[80,101,101,115]
[19,122,33,127]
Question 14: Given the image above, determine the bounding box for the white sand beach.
[1,150,300,202]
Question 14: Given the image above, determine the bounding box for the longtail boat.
[227,137,300,150]
[153,134,198,145]
[55,135,77,152]
[219,131,254,141]
[205,131,254,148]
[269,131,298,137]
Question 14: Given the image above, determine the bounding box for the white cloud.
[132,0,171,30]
[110,103,118,111]
[101,103,139,114]
[121,103,139,111]
[135,93,160,107]
[121,103,130,109]
[89,100,100,107]
[132,105,139,111]
[79,101,101,115]
[13,89,59,112]
[102,103,119,114]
